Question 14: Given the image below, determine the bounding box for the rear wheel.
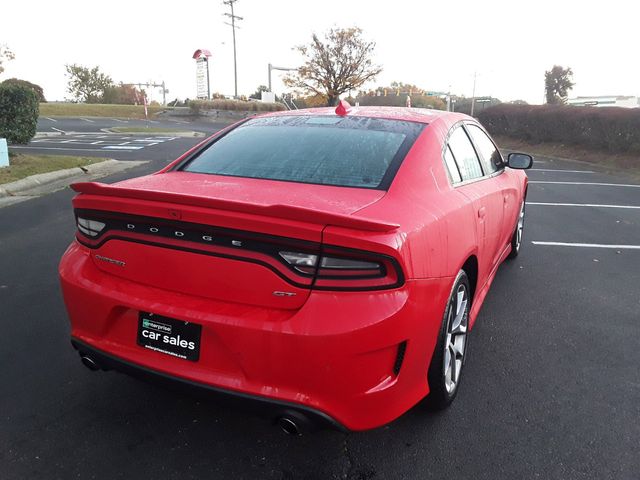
[425,270,470,410]
[507,200,525,259]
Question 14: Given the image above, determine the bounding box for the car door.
[466,123,519,250]
[445,125,504,282]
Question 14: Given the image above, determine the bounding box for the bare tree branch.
[284,27,382,106]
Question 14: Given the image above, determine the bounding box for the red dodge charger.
[59,104,532,433]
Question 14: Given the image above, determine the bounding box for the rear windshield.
[180,115,425,189]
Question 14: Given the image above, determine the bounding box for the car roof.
[260,106,469,125]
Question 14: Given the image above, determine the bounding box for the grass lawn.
[0,154,103,184]
[494,135,640,179]
[39,103,169,119]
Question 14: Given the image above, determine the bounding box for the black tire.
[507,200,526,259]
[424,270,471,410]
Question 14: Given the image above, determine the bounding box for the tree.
[0,45,15,76]
[65,64,113,103]
[102,83,145,105]
[545,65,574,104]
[1,78,46,102]
[249,85,269,100]
[284,27,382,106]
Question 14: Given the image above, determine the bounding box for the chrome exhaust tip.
[278,416,301,436]
[80,355,100,371]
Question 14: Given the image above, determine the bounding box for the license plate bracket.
[137,312,201,362]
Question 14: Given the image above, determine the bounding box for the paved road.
[36,116,224,134]
[1,150,639,479]
[12,116,231,160]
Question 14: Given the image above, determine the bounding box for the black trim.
[75,209,406,291]
[71,338,346,432]
[393,341,407,376]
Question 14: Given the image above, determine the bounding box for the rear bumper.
[71,338,345,431]
[60,241,453,431]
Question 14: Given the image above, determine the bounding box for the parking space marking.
[532,241,640,250]
[25,132,178,154]
[529,181,640,188]
[44,117,57,122]
[527,202,640,210]
[11,146,137,152]
[111,118,128,123]
[102,145,144,150]
[530,168,594,173]
[52,127,66,134]
[80,118,95,123]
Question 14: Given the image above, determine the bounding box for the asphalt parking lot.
[1,137,638,478]
[11,117,228,160]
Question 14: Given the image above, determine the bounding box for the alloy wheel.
[443,283,469,394]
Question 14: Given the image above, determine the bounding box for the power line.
[223,0,242,98]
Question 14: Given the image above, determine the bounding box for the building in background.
[567,96,639,108]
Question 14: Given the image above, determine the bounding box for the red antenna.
[335,99,352,116]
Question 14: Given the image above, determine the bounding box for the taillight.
[74,209,404,291]
[76,217,106,237]
[278,248,403,290]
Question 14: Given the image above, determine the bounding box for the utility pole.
[223,0,242,98]
[470,71,477,117]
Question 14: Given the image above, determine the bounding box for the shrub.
[478,104,640,154]
[0,83,39,144]
[189,99,285,114]
[1,78,46,102]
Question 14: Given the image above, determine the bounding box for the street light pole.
[470,71,477,117]
[223,0,242,98]
[268,63,297,93]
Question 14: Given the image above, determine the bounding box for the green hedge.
[478,104,640,153]
[0,83,39,144]
[189,99,285,114]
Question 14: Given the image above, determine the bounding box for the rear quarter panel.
[354,116,479,281]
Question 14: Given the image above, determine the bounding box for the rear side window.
[447,127,483,181]
[443,146,462,183]
[467,124,503,174]
[181,116,425,189]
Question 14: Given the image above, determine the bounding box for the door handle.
[478,207,486,219]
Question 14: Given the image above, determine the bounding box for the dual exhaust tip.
[79,353,311,435]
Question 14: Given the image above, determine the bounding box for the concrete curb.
[0,159,147,198]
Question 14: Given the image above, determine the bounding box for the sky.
[2,0,639,105]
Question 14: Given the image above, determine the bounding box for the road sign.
[196,58,209,99]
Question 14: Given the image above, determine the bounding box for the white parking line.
[527,202,640,210]
[529,181,640,188]
[102,145,143,150]
[10,146,130,152]
[111,118,128,123]
[44,117,57,122]
[80,118,95,123]
[52,127,66,134]
[532,241,640,250]
[530,168,594,173]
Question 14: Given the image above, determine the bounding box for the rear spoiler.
[70,182,399,233]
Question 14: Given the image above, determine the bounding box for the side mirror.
[507,152,533,170]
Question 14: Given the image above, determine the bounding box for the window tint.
[443,145,462,183]
[181,116,424,189]
[467,124,503,174]
[447,127,483,181]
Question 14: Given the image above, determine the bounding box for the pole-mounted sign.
[192,49,212,100]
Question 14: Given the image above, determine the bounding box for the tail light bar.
[74,210,404,291]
